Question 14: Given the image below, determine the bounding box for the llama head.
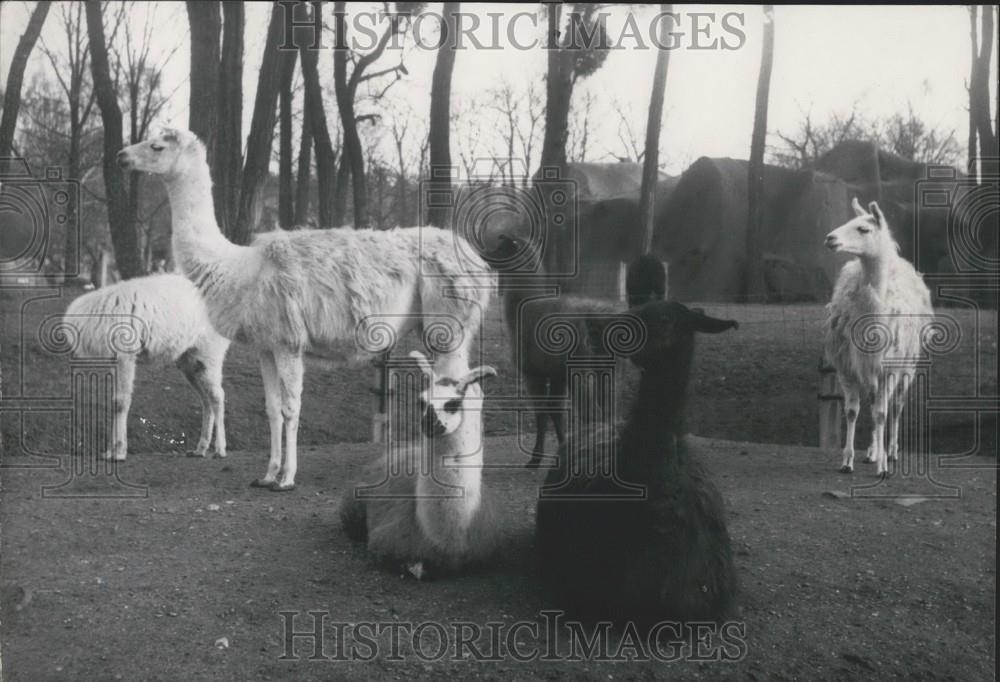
[481,233,544,274]
[410,351,496,438]
[824,198,898,258]
[628,301,738,369]
[117,128,207,176]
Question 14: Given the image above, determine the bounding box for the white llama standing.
[339,351,500,578]
[824,198,934,475]
[62,274,229,460]
[117,129,492,491]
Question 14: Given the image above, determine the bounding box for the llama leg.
[840,383,860,473]
[525,374,549,468]
[870,376,890,476]
[887,373,908,463]
[251,350,284,487]
[177,350,212,457]
[208,366,226,459]
[105,356,136,461]
[271,350,304,492]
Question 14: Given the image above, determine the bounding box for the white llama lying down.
[117,128,493,491]
[824,198,933,475]
[63,274,230,460]
[339,351,500,578]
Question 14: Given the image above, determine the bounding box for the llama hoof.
[185,450,207,458]
[212,451,227,459]
[249,478,276,488]
[839,465,853,474]
[269,481,296,492]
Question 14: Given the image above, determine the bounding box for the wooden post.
[97,249,110,288]
[618,261,628,303]
[818,357,843,449]
[371,352,389,443]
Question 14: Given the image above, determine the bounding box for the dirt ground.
[1,436,995,680]
[1,286,996,679]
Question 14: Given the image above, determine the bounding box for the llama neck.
[163,159,238,272]
[622,344,694,462]
[859,253,892,299]
[415,409,485,545]
[499,272,547,332]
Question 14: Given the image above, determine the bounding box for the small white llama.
[117,129,492,491]
[824,198,934,475]
[339,351,499,578]
[62,274,229,460]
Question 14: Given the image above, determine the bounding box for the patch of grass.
[1,287,995,461]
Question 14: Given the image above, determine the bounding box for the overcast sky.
[2,3,996,175]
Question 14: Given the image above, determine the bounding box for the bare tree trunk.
[638,5,672,255]
[299,21,338,227]
[333,157,351,225]
[86,1,142,279]
[217,1,244,236]
[394,129,408,225]
[426,2,459,227]
[278,45,297,228]
[746,5,775,302]
[538,2,574,274]
[969,7,980,180]
[0,1,51,155]
[294,103,313,225]
[186,1,221,180]
[333,4,368,227]
[973,6,998,178]
[233,3,292,244]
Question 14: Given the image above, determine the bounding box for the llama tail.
[339,492,368,542]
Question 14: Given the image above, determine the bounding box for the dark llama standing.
[483,235,668,468]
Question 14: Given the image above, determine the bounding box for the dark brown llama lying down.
[536,300,740,623]
[339,352,500,578]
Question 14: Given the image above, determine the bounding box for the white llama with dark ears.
[117,129,493,491]
[824,198,934,476]
[339,351,500,578]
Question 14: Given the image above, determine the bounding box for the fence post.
[97,249,110,288]
[371,352,389,443]
[618,261,627,303]
[818,356,843,449]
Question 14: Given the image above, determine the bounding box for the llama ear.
[409,350,434,377]
[687,308,739,334]
[851,197,867,218]
[457,365,497,393]
[868,201,886,227]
